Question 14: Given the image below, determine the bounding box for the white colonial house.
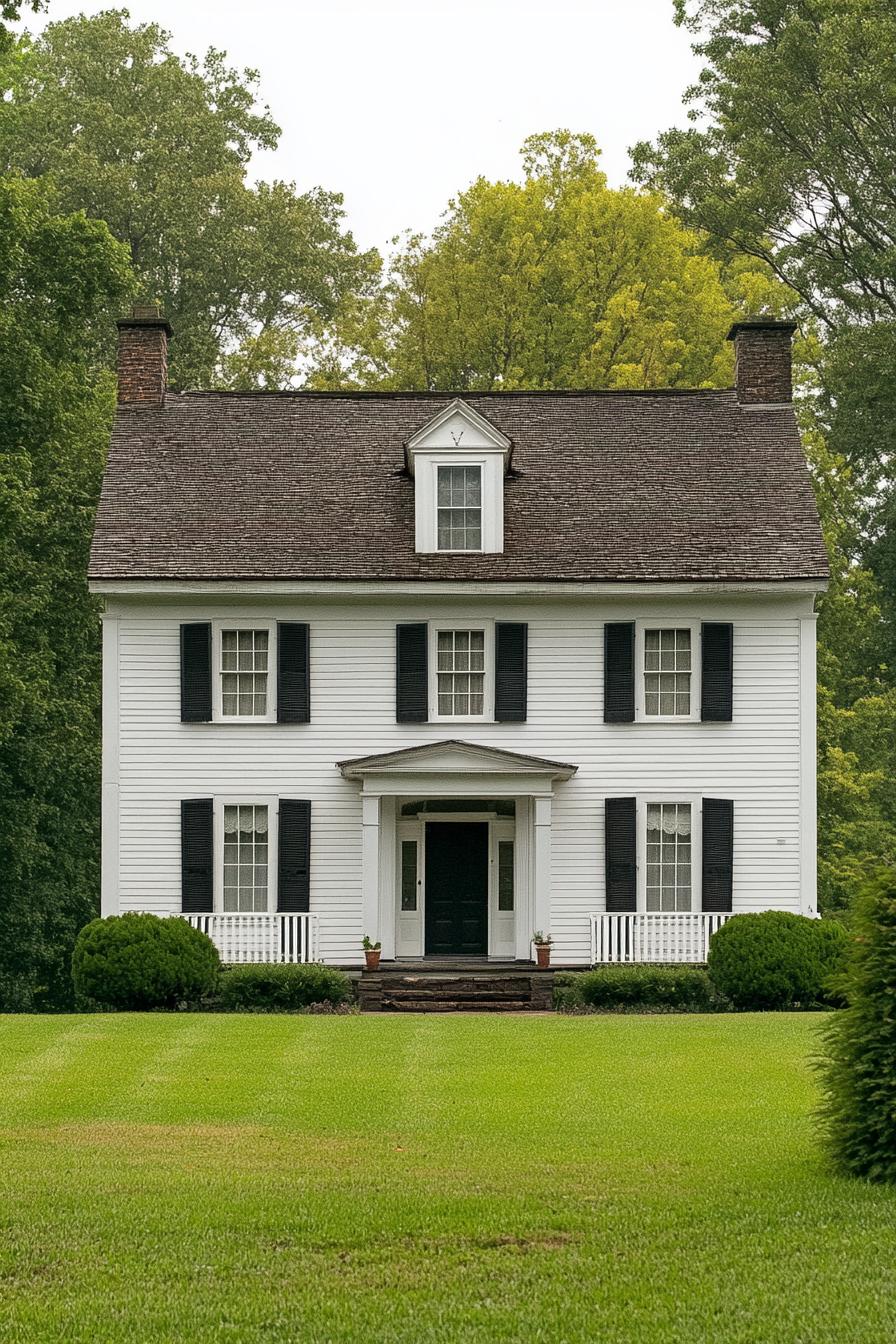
[89,310,828,971]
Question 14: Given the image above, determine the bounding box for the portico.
[338,740,577,961]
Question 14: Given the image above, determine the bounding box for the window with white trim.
[643,627,692,717]
[222,804,270,912]
[220,628,270,718]
[645,802,692,912]
[211,623,277,723]
[436,629,486,717]
[437,464,482,551]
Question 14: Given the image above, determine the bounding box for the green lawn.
[0,1015,894,1343]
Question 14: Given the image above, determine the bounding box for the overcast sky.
[26,0,701,255]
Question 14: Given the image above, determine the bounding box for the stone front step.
[380,997,534,1013]
[357,969,555,1013]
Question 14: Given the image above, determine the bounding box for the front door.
[425,822,488,956]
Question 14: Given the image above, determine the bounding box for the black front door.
[425,822,489,956]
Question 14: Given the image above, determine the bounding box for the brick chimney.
[726,319,797,405]
[116,304,172,407]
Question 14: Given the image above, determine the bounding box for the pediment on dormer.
[406,399,511,467]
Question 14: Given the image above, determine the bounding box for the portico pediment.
[337,738,576,781]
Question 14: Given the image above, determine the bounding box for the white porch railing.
[181,913,319,964]
[590,912,731,965]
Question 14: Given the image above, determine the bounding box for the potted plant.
[362,936,382,971]
[532,931,553,969]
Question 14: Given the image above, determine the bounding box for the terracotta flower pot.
[364,948,381,971]
[535,943,551,969]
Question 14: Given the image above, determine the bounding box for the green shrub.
[817,869,896,1182]
[707,911,848,1010]
[72,913,220,1010]
[217,963,353,1011]
[554,965,719,1012]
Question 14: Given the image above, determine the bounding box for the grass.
[0,1014,894,1343]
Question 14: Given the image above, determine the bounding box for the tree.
[0,2,43,46]
[319,131,784,391]
[631,0,896,329]
[0,177,133,1009]
[818,867,896,1181]
[0,11,379,388]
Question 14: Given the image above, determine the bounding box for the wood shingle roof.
[88,389,829,583]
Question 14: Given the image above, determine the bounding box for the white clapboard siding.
[109,593,812,964]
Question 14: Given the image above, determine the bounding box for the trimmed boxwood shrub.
[818,868,896,1182]
[217,963,353,1011]
[72,913,220,1010]
[554,965,719,1013]
[707,911,848,1010]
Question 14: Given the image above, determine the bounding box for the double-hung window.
[640,624,698,720]
[221,802,272,912]
[645,802,693,912]
[435,628,487,718]
[437,465,482,551]
[214,622,276,722]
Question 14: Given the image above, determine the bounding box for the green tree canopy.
[321,131,783,391]
[0,177,133,1009]
[631,0,896,329]
[0,9,379,388]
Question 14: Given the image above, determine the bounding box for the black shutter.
[277,622,310,723]
[181,798,213,912]
[278,799,311,912]
[702,798,734,912]
[701,623,733,722]
[396,623,428,722]
[180,623,212,722]
[604,623,635,723]
[605,797,637,912]
[495,622,528,721]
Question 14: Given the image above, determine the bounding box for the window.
[436,629,486,717]
[222,804,270,912]
[437,465,482,551]
[644,628,692,717]
[497,840,515,912]
[220,628,270,718]
[400,839,418,911]
[645,803,692,912]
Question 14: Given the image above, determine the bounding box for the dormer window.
[406,399,510,554]
[437,465,482,551]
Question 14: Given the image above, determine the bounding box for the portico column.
[532,794,552,950]
[361,794,381,947]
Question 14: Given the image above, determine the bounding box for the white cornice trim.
[89,578,828,599]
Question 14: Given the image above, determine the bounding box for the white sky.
[26,0,700,255]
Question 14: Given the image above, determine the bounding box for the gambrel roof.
[88,389,828,584]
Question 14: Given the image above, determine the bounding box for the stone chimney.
[116,304,172,407]
[726,319,797,405]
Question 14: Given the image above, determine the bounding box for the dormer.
[406,399,511,554]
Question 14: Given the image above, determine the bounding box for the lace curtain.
[223,804,268,836]
[646,803,691,837]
